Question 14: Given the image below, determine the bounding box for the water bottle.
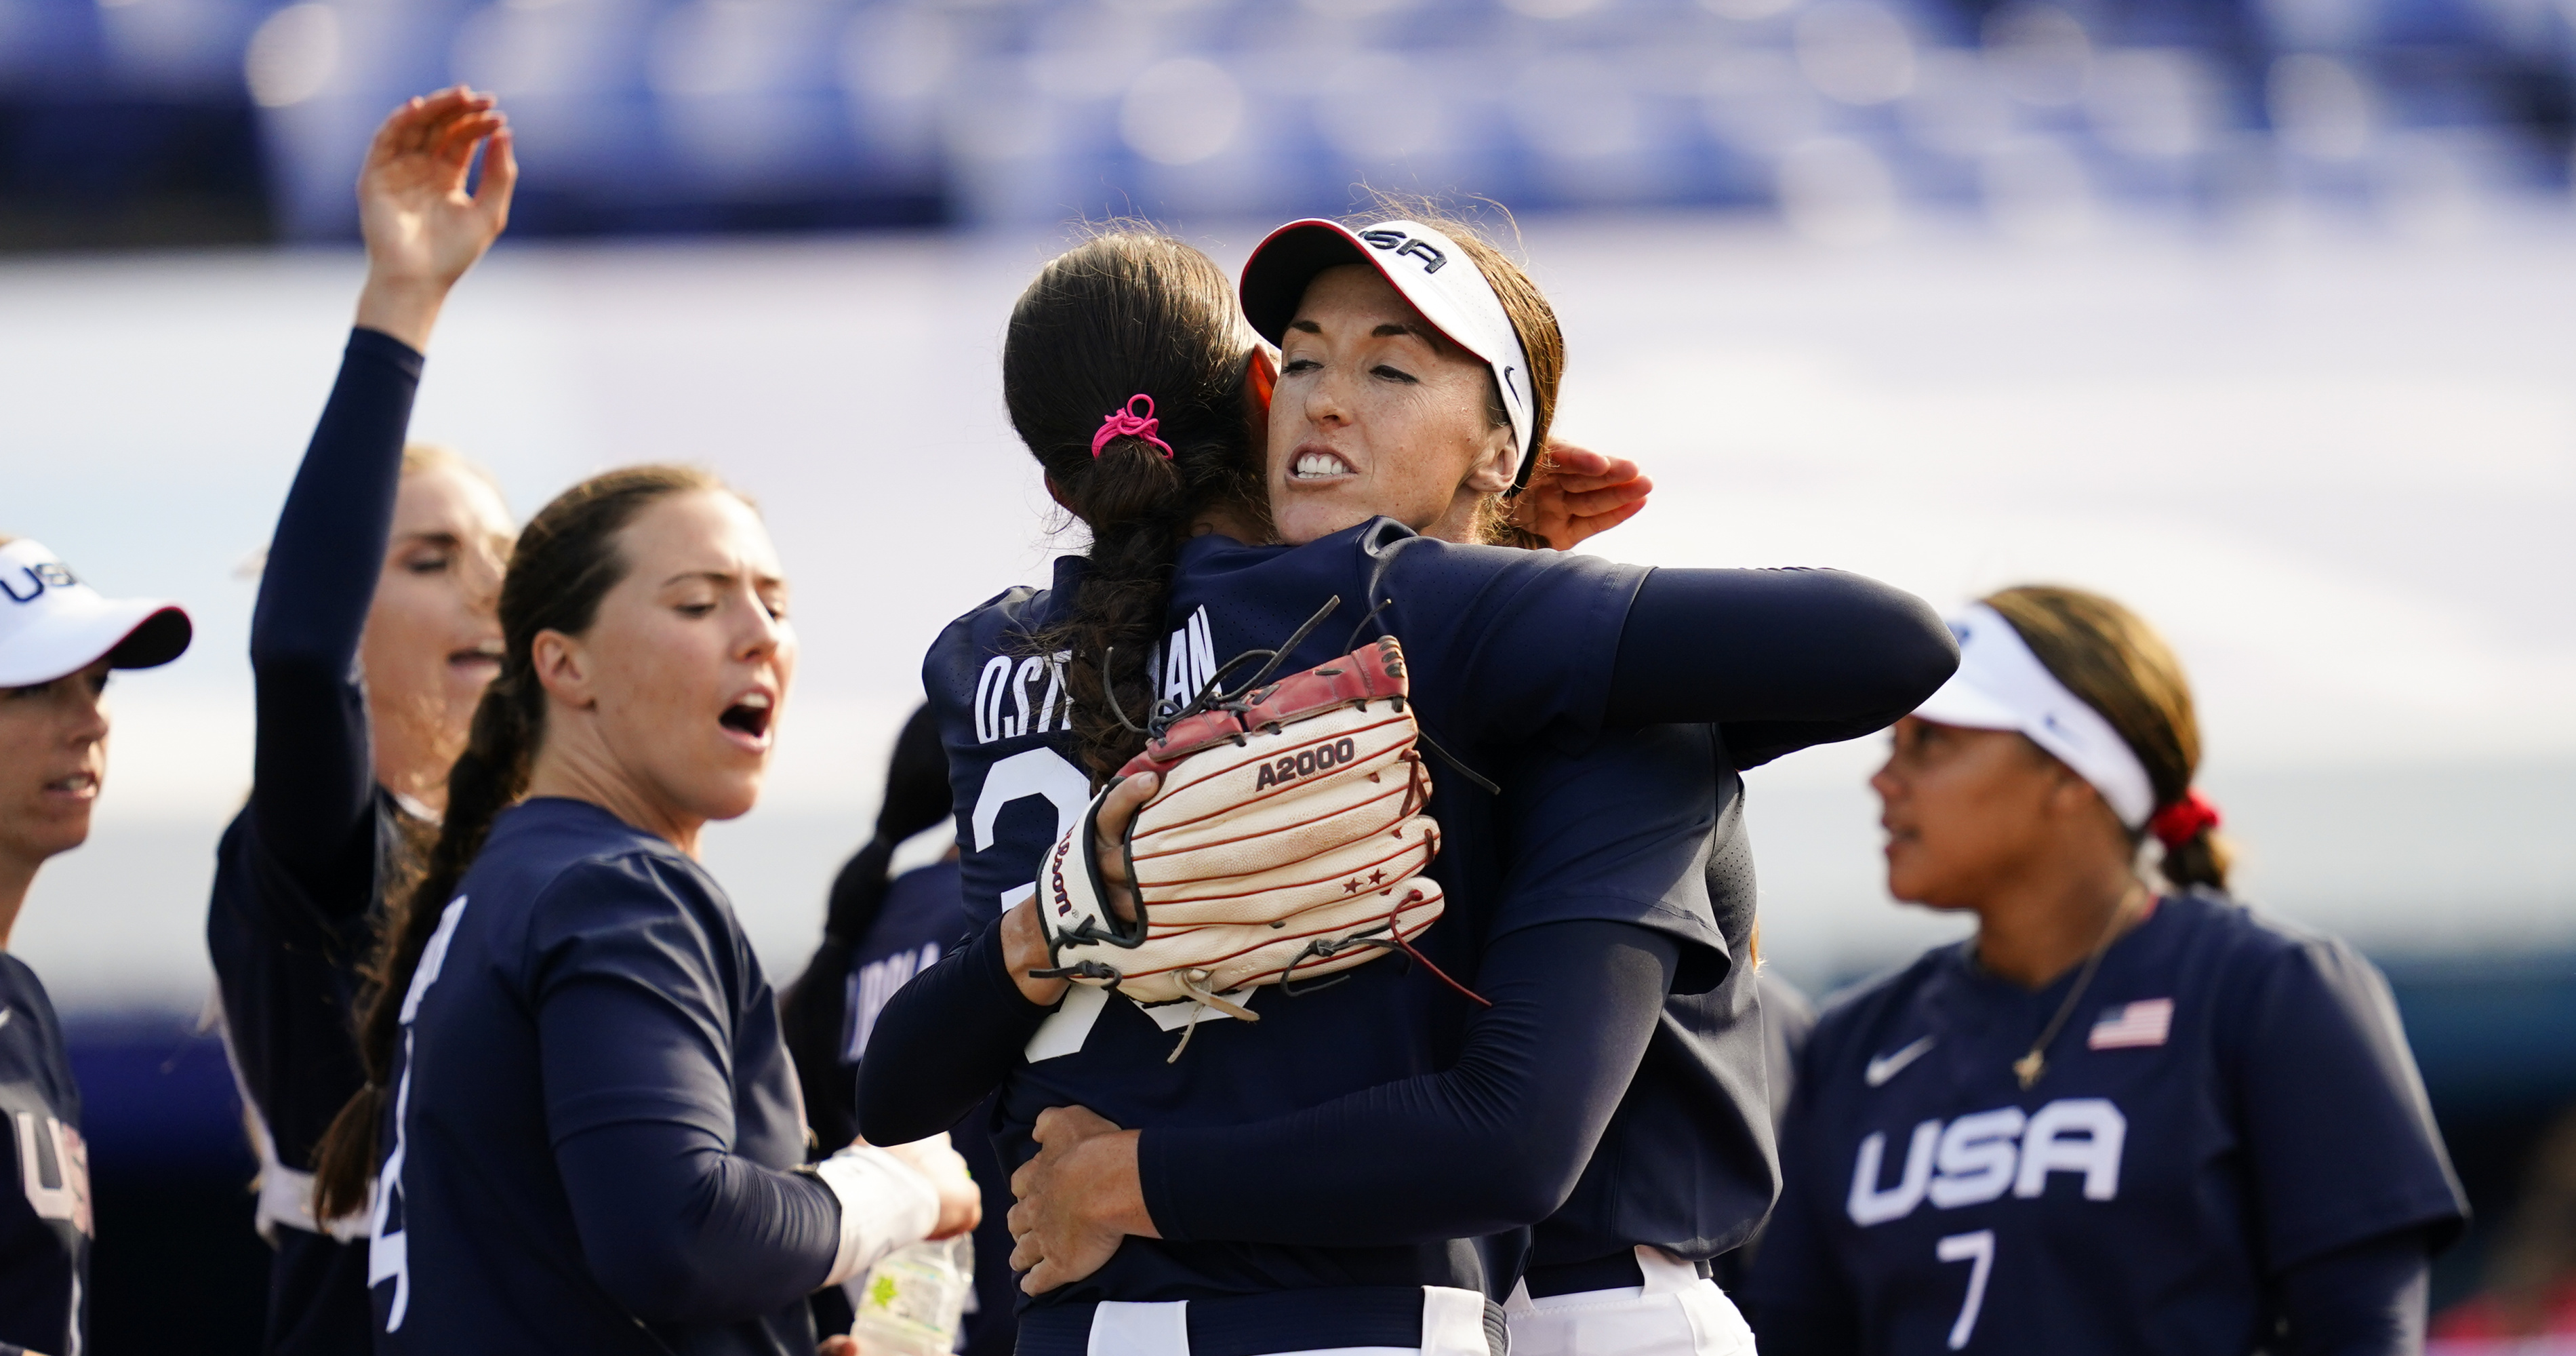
[848,1233,975,1356]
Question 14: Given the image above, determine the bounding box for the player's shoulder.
[2152,888,2367,980]
[469,799,718,917]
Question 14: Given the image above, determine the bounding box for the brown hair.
[1349,195,1565,546]
[1008,229,1268,779]
[311,464,727,1220]
[1981,585,2232,892]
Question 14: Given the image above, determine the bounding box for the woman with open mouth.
[0,535,191,1356]
[303,466,984,1354]
[860,207,1959,1356]
[204,85,522,1355]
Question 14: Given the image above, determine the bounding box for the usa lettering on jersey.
[845,942,941,1064]
[1847,1098,2127,1227]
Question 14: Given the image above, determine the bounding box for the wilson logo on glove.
[1034,614,1477,1059]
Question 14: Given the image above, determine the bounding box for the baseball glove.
[1033,635,1449,1027]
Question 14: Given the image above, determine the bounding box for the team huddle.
[0,87,2466,1356]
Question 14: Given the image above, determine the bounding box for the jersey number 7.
[1935,1229,1994,1351]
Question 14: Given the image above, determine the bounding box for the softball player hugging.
[858,212,1958,1356]
[1744,587,2467,1355]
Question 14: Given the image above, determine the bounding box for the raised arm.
[248,89,516,887]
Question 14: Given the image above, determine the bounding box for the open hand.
[1509,441,1651,550]
[1009,1105,1153,1294]
[353,86,519,350]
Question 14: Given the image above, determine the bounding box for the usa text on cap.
[1239,218,1540,492]
[0,539,193,688]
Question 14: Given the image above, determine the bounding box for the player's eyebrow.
[1373,322,1428,340]
[659,568,786,591]
[395,530,463,547]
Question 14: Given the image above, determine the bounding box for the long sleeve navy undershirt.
[1142,919,1678,1245]
[1749,1228,2432,1356]
[555,1123,841,1323]
[862,563,1954,1237]
[247,327,423,905]
[857,920,1677,1246]
[1607,567,1958,768]
[856,920,1057,1146]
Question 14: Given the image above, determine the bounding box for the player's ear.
[1043,473,1076,517]
[528,627,595,710]
[1462,426,1516,497]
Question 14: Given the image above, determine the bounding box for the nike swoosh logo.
[1865,1035,1935,1087]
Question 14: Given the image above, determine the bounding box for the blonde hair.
[401,443,500,492]
[1981,585,2232,891]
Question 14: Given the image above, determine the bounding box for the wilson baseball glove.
[1033,635,1448,1028]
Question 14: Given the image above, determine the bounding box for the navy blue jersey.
[843,858,1018,1356]
[1744,890,2467,1355]
[1500,727,1777,1273]
[924,523,1655,1311]
[209,327,426,1353]
[370,798,837,1355]
[0,955,86,1356]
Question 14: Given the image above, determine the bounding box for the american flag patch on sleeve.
[2088,998,2173,1050]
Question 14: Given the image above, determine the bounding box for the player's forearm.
[1137,920,1676,1246]
[1606,567,1956,738]
[248,328,423,864]
[557,1123,842,1321]
[856,918,1053,1145]
[2277,1230,2430,1356]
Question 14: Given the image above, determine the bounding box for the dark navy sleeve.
[529,857,845,1315]
[2224,932,2467,1271]
[2276,1230,2431,1356]
[1137,919,1678,1245]
[855,919,1054,1147]
[1607,567,1957,767]
[247,327,423,897]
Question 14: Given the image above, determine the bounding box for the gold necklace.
[2009,882,2147,1090]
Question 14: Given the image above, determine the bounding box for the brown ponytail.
[310,464,726,1221]
[1981,585,2234,893]
[1007,230,1266,779]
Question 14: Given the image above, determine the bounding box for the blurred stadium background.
[6,0,2576,1347]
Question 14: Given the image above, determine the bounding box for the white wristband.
[811,1145,942,1288]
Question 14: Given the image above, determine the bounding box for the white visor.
[1914,603,2156,829]
[1239,218,1540,492]
[0,539,193,687]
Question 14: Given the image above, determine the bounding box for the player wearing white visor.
[1747,585,2466,1356]
[0,536,191,1356]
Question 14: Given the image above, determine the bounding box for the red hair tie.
[1091,395,1173,460]
[2149,789,2221,850]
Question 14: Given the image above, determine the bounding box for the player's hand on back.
[1510,441,1652,550]
[1009,1105,1154,1294]
[881,1134,983,1241]
[353,85,519,351]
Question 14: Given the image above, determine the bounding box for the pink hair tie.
[1091,395,1173,460]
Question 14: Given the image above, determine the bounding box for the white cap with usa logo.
[0,538,192,687]
[1239,217,1541,492]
